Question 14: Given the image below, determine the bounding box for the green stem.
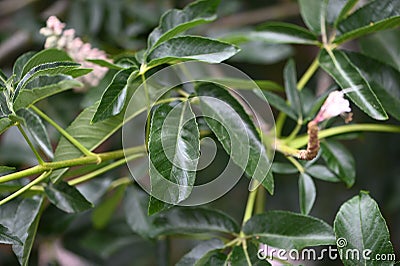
[0,145,146,184]
[17,124,45,165]
[255,185,266,214]
[286,156,305,173]
[0,171,51,206]
[297,57,319,91]
[68,154,143,186]
[275,140,301,157]
[289,124,400,148]
[142,73,151,151]
[30,105,95,158]
[285,119,303,142]
[240,186,258,234]
[242,240,252,266]
[275,112,286,138]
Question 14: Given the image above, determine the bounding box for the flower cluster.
[40,16,110,90]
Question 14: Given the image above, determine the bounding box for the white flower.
[314,91,351,123]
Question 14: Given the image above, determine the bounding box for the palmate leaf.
[20,49,73,78]
[148,102,199,214]
[298,172,316,215]
[17,108,53,159]
[176,239,224,266]
[298,0,329,34]
[0,224,21,245]
[334,192,394,265]
[253,22,319,45]
[147,0,220,49]
[318,49,388,120]
[320,140,355,187]
[0,117,13,134]
[283,59,302,120]
[49,102,124,182]
[124,186,156,239]
[12,51,36,83]
[261,91,297,120]
[306,164,340,182]
[243,211,335,250]
[334,0,400,44]
[14,62,81,101]
[0,91,11,118]
[195,82,274,194]
[229,242,271,266]
[150,207,239,237]
[0,196,44,266]
[359,29,400,73]
[13,75,83,110]
[146,36,239,68]
[346,51,400,121]
[45,181,93,213]
[91,68,137,123]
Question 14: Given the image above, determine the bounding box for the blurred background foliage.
[0,0,399,265]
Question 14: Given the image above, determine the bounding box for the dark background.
[0,0,399,265]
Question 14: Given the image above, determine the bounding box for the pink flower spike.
[46,16,65,35]
[313,91,351,123]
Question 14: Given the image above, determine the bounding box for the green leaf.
[254,22,319,45]
[13,75,82,110]
[359,29,400,72]
[0,117,13,134]
[0,91,11,118]
[243,210,335,250]
[14,62,80,101]
[318,49,388,120]
[306,164,340,182]
[49,88,136,182]
[298,0,328,34]
[92,184,126,229]
[13,51,36,83]
[195,249,227,266]
[147,0,219,49]
[0,224,22,245]
[283,59,302,120]
[321,140,355,187]
[334,191,395,265]
[124,186,156,238]
[271,162,298,174]
[334,0,400,44]
[45,181,93,213]
[92,68,137,123]
[86,59,124,70]
[230,42,292,65]
[195,82,274,194]
[0,165,15,173]
[146,36,239,68]
[150,207,239,237]
[207,78,283,92]
[20,48,72,78]
[333,0,359,26]
[148,102,199,214]
[0,196,44,266]
[346,51,400,121]
[16,108,53,158]
[229,242,271,266]
[176,239,224,266]
[298,172,316,215]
